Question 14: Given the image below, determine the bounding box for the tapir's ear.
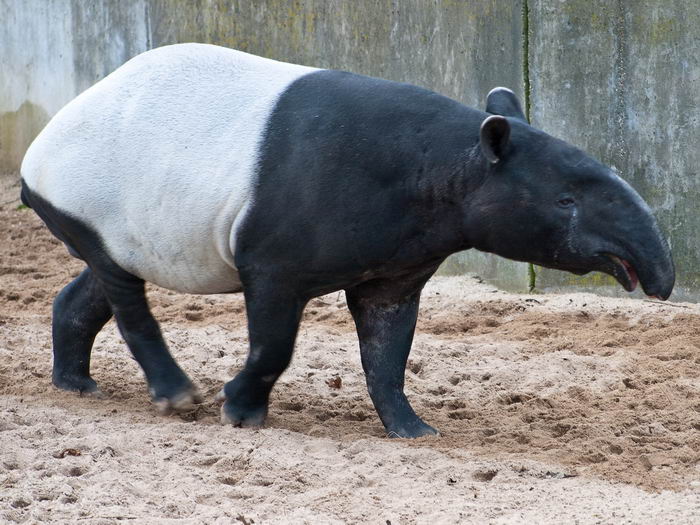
[485,87,527,122]
[480,115,511,164]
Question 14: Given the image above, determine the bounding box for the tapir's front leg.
[219,278,306,427]
[346,275,438,438]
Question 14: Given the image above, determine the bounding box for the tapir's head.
[467,87,675,300]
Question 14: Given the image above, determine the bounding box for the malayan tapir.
[20,43,674,438]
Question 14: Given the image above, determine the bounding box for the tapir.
[20,43,674,438]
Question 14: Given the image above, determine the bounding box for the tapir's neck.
[403,141,486,262]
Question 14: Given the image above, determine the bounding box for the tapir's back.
[21,44,316,293]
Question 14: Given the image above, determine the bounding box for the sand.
[1,177,698,523]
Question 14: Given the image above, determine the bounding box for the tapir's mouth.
[605,254,639,293]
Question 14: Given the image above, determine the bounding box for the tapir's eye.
[557,197,575,208]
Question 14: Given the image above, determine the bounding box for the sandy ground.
[1,179,699,523]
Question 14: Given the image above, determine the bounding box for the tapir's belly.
[101,190,247,295]
[20,44,317,294]
[113,228,244,295]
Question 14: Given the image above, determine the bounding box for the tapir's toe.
[153,387,203,415]
[217,390,268,428]
[386,421,440,439]
[214,388,227,403]
[52,372,103,398]
[219,403,268,428]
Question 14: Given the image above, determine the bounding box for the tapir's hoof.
[153,387,203,415]
[216,389,268,428]
[386,421,440,439]
[52,373,103,398]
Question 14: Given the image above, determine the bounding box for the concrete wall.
[1,0,524,174]
[0,0,151,175]
[1,1,698,299]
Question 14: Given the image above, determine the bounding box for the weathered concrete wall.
[147,0,524,105]
[1,0,523,176]
[2,0,699,299]
[528,0,700,300]
[0,0,150,175]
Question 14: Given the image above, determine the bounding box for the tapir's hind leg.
[345,274,438,438]
[23,182,199,411]
[218,278,306,427]
[52,267,112,395]
[96,273,202,413]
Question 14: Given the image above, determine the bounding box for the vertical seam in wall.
[522,0,531,122]
[612,0,628,171]
[145,0,152,50]
[522,0,536,292]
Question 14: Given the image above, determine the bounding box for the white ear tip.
[487,86,515,98]
[480,114,508,129]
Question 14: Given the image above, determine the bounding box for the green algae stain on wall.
[0,102,49,176]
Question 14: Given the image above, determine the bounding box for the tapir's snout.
[628,232,675,301]
[590,198,675,301]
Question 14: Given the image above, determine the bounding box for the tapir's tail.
[19,179,85,260]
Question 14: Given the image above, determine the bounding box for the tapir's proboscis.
[21,44,674,438]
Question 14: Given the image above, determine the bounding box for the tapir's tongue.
[623,259,639,291]
[608,254,638,292]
